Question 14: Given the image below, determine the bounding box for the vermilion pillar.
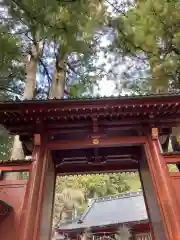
[17,144,49,240]
[145,136,180,240]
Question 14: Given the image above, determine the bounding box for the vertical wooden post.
[139,149,166,240]
[38,154,56,240]
[18,135,49,240]
[145,134,180,240]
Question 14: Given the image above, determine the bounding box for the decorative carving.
[92,138,99,145]
[152,128,158,139]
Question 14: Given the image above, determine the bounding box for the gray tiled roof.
[57,192,148,231]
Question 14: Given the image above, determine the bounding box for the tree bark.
[10,135,25,160]
[4,43,39,179]
[49,51,66,99]
[23,43,39,100]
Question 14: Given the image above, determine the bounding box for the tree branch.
[0,86,22,96]
[12,0,67,32]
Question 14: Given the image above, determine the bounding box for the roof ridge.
[94,191,143,203]
[1,92,180,103]
[58,216,80,227]
[78,199,96,223]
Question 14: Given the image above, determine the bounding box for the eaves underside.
[0,94,180,134]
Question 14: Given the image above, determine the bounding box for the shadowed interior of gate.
[52,146,140,175]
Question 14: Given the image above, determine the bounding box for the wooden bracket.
[152,128,158,140]
[34,134,41,146]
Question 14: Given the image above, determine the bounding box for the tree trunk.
[49,51,66,99]
[10,135,25,160]
[23,43,39,100]
[4,43,39,179]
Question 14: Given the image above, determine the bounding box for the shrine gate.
[0,94,180,240]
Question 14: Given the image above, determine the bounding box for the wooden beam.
[145,137,180,240]
[56,162,138,175]
[47,136,146,150]
[5,116,180,136]
[1,94,180,114]
[0,163,31,172]
[17,146,49,240]
[52,146,139,158]
[169,172,180,177]
[162,153,180,164]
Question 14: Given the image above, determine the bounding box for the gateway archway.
[0,95,180,240]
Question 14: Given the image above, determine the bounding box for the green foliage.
[0,23,24,99]
[168,164,179,172]
[54,172,140,224]
[0,0,108,98]
[111,0,180,93]
[0,125,13,161]
[56,173,131,199]
[47,0,107,96]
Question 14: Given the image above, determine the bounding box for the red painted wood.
[0,180,27,240]
[139,148,164,239]
[17,146,48,240]
[144,137,180,240]
[170,172,180,177]
[163,154,180,164]
[56,163,138,175]
[47,136,146,150]
[1,96,180,240]
[33,148,50,240]
[1,94,180,114]
[56,222,151,238]
[1,96,180,136]
[171,174,180,211]
[171,177,180,240]
[0,162,32,172]
[39,154,56,240]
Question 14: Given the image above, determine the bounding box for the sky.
[2,0,128,98]
[95,32,127,97]
[96,34,117,96]
[94,0,129,97]
[98,79,116,96]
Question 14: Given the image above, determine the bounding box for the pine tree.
[48,0,107,98]
[0,0,108,169]
[110,0,180,93]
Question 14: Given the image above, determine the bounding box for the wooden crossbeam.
[162,153,180,164]
[0,162,32,172]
